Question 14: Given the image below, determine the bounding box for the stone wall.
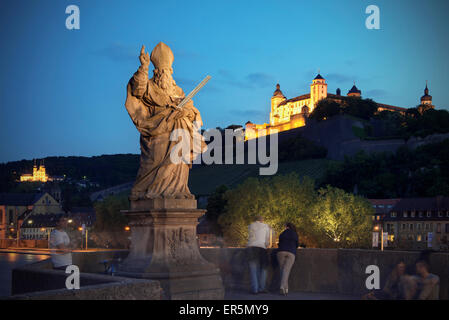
[200,248,449,299]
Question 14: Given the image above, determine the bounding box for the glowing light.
[124,226,130,231]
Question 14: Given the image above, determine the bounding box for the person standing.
[50,216,73,270]
[276,223,299,296]
[247,216,271,294]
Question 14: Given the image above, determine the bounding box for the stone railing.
[200,248,449,299]
[10,251,162,300]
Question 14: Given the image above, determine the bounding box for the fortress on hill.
[245,73,434,140]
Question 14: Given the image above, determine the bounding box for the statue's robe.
[125,65,206,199]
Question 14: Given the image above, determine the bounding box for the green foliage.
[309,99,341,121]
[93,193,129,231]
[323,139,449,198]
[310,97,377,121]
[279,133,327,161]
[205,185,229,235]
[91,193,130,249]
[218,173,372,248]
[311,186,373,248]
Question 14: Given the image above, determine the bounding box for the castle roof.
[278,94,310,107]
[314,74,324,80]
[273,84,285,98]
[348,85,361,94]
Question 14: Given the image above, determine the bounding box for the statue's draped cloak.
[125,73,206,199]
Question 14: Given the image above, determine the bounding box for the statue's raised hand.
[139,45,150,67]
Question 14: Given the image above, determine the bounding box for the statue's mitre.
[150,42,174,70]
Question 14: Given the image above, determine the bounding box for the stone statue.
[120,42,224,299]
[125,42,206,200]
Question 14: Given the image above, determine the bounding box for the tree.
[205,185,228,236]
[311,186,373,248]
[343,97,377,120]
[309,99,341,121]
[91,193,130,248]
[218,174,316,247]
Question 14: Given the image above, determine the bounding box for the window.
[387,205,393,209]
[417,223,422,230]
[425,223,430,230]
[419,211,423,218]
[410,224,414,231]
[438,211,443,217]
[427,211,432,218]
[446,223,449,233]
[411,211,415,218]
[437,223,441,233]
[402,224,406,230]
[391,212,397,218]
[417,234,422,242]
[403,212,408,218]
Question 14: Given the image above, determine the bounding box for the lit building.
[374,196,449,251]
[244,73,425,140]
[0,192,63,239]
[20,160,50,182]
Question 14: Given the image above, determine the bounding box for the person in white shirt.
[246,216,271,294]
[50,216,73,270]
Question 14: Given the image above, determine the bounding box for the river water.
[0,253,49,297]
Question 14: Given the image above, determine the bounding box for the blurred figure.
[50,216,73,270]
[246,216,271,294]
[277,223,299,296]
[363,261,408,300]
[413,260,440,300]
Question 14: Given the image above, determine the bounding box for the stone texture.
[118,199,224,300]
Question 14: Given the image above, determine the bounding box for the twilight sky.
[1,0,448,163]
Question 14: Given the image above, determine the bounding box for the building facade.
[371,197,449,251]
[0,192,63,239]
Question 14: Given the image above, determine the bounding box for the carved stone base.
[118,199,224,300]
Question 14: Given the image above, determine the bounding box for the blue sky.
[1,0,448,163]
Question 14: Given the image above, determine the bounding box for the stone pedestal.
[118,198,224,300]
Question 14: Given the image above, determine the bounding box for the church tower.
[310,73,327,110]
[420,82,433,105]
[270,84,286,125]
[418,81,434,114]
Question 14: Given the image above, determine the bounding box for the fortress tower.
[310,73,328,107]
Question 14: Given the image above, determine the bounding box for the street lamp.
[124,226,130,231]
[78,225,88,250]
[374,224,384,251]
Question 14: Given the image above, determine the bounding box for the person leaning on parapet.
[246,216,271,295]
[277,222,299,296]
[363,261,409,300]
[49,216,73,270]
[412,260,440,300]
